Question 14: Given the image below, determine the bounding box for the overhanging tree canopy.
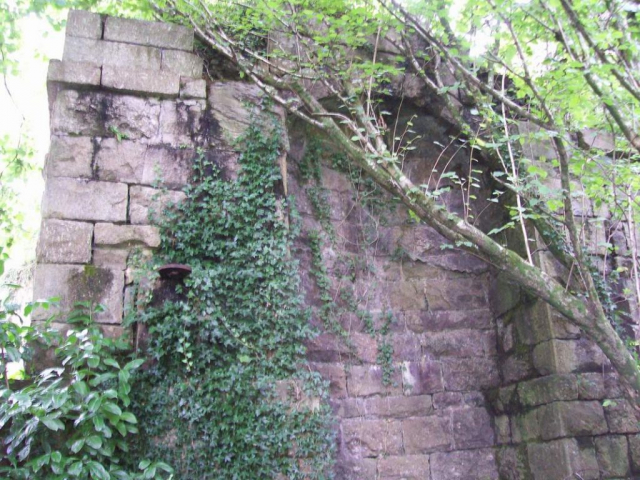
[147,0,640,406]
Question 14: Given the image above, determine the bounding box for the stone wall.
[34,10,639,480]
[34,10,208,333]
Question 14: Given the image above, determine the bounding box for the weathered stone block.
[305,333,353,362]
[451,407,494,449]
[424,252,488,274]
[350,332,378,363]
[496,446,531,480]
[377,455,429,479]
[630,434,640,472]
[402,414,452,454]
[309,362,347,399]
[156,99,206,145]
[528,438,599,480]
[364,395,432,418]
[405,308,492,333]
[94,223,161,248]
[421,275,488,311]
[501,353,536,384]
[442,357,500,391]
[517,374,579,407]
[539,401,608,440]
[604,399,640,434]
[95,139,146,182]
[335,456,377,479]
[595,435,630,478]
[47,59,101,86]
[36,220,93,264]
[101,65,180,96]
[432,391,462,409]
[431,449,499,480]
[533,339,608,375]
[95,139,193,189]
[129,186,186,225]
[391,333,421,361]
[388,281,426,310]
[347,365,402,397]
[489,272,520,317]
[51,90,161,139]
[401,360,443,395]
[337,398,366,418]
[511,409,541,443]
[63,37,162,70]
[180,77,207,99]
[41,178,128,222]
[93,248,130,270]
[33,264,124,324]
[46,136,93,178]
[495,415,511,445]
[577,372,607,400]
[161,49,202,77]
[104,17,194,50]
[66,10,102,39]
[341,419,403,457]
[421,329,496,358]
[208,82,265,143]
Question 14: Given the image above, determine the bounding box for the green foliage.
[126,116,335,479]
[0,303,170,480]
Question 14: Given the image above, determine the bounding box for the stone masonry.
[34,10,640,479]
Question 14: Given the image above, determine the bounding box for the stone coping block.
[66,10,102,39]
[46,136,94,178]
[47,59,101,87]
[63,37,162,71]
[94,223,161,248]
[36,220,93,264]
[129,186,186,225]
[161,49,203,78]
[179,77,207,99]
[102,65,180,97]
[104,16,194,51]
[32,264,124,324]
[41,178,128,222]
[95,139,193,189]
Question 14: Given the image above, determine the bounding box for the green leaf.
[70,438,85,453]
[87,461,110,480]
[42,416,65,431]
[86,435,103,450]
[68,461,83,476]
[102,403,122,416]
[120,412,137,424]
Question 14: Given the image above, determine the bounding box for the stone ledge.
[102,65,180,97]
[41,178,128,222]
[66,10,102,40]
[104,16,193,51]
[63,37,162,71]
[47,59,101,87]
[36,219,93,264]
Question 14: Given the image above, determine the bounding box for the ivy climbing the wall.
[299,133,398,387]
[125,115,335,479]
